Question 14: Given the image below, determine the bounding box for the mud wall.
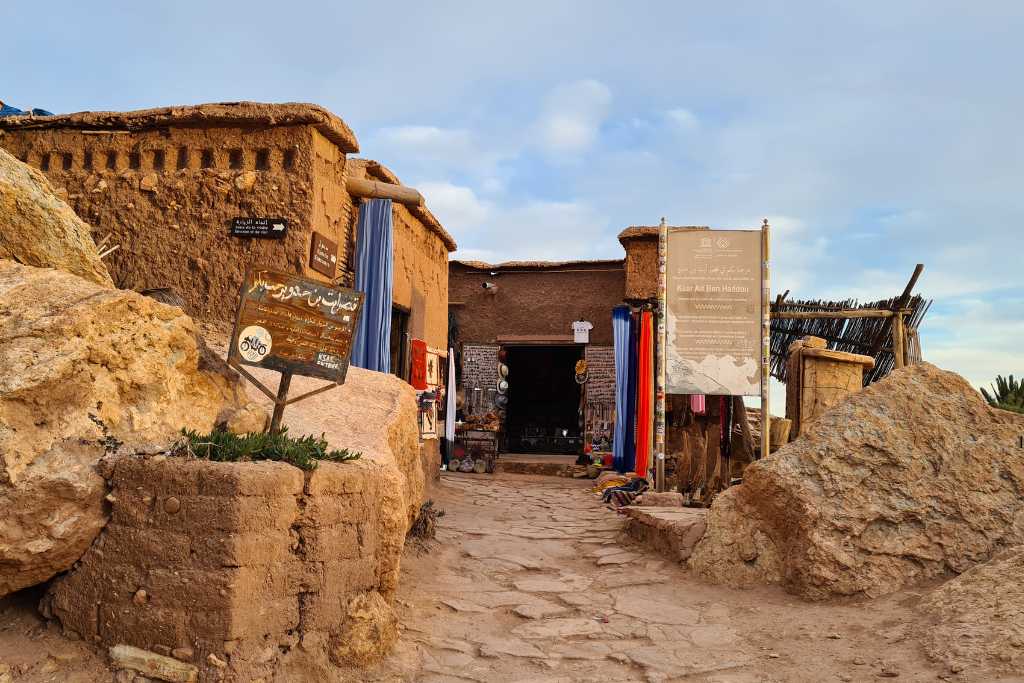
[45,456,401,682]
[449,263,624,345]
[0,124,351,323]
[391,202,450,350]
[621,236,658,301]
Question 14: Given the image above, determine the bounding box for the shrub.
[174,427,360,471]
[980,374,1024,414]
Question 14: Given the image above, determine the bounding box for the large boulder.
[918,547,1024,677]
[689,363,1024,600]
[0,147,113,287]
[0,261,257,596]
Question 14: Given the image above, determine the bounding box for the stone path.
[367,472,949,683]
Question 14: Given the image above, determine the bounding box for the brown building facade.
[0,102,455,354]
[450,259,624,457]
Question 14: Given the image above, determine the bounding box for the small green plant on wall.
[175,427,360,470]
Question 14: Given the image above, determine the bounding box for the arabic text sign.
[230,269,363,382]
[230,217,288,239]
[665,229,762,396]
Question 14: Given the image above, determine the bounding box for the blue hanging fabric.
[624,311,639,473]
[351,198,394,373]
[612,305,631,472]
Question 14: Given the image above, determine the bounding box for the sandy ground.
[0,471,1008,682]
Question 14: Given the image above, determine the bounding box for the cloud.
[535,79,612,155]
[364,125,514,177]
[666,108,699,132]
[418,181,490,237]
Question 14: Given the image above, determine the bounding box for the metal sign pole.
[655,217,668,492]
[760,219,771,460]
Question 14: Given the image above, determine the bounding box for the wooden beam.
[892,313,906,369]
[772,309,896,320]
[347,176,424,206]
[869,264,924,357]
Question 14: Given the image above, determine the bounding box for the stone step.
[621,506,708,564]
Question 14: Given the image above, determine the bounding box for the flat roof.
[617,225,709,244]
[451,258,624,271]
[0,101,359,153]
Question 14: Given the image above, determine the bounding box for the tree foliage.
[980,375,1024,414]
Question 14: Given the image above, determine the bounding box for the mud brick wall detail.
[44,457,396,683]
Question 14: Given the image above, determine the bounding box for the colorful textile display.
[612,305,633,473]
[624,312,640,472]
[634,310,654,479]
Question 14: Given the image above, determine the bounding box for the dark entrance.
[504,345,584,454]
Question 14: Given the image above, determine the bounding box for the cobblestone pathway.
[368,472,944,683]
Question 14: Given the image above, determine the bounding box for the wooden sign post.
[227,267,364,434]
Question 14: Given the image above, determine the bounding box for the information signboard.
[665,229,763,396]
[309,232,339,278]
[230,217,288,239]
[228,268,363,383]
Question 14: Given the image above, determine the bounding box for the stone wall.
[45,456,398,682]
[449,262,624,346]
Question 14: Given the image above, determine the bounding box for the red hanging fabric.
[634,310,654,479]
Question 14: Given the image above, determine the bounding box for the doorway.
[504,345,584,454]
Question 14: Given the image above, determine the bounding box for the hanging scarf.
[634,311,654,479]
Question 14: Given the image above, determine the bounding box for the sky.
[4,1,1022,394]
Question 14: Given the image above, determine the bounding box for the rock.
[170,648,193,662]
[234,171,257,191]
[163,497,180,514]
[596,552,640,566]
[329,591,398,667]
[440,598,488,613]
[476,637,546,659]
[132,589,148,606]
[0,148,112,287]
[513,574,592,594]
[109,644,198,682]
[689,364,1024,599]
[139,173,158,193]
[511,617,603,639]
[224,402,268,434]
[206,653,227,669]
[634,492,684,507]
[613,586,700,625]
[512,600,570,619]
[918,546,1024,675]
[0,262,253,596]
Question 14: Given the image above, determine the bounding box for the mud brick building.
[0,103,455,357]
[449,259,624,456]
[0,102,456,472]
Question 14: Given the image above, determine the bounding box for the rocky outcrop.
[689,363,1024,600]
[0,261,259,596]
[0,147,112,287]
[919,547,1024,677]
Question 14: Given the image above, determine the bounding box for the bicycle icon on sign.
[237,325,272,362]
[240,336,268,356]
